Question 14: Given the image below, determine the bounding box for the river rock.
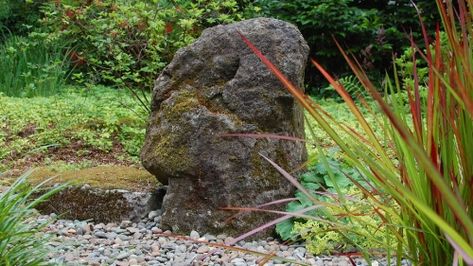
[141,18,308,236]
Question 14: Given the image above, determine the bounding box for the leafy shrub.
[257,0,383,71]
[35,0,255,90]
[0,87,146,171]
[0,35,69,97]
[394,31,449,90]
[0,170,63,265]
[256,0,439,91]
[0,0,46,39]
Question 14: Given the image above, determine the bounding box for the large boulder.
[141,18,309,236]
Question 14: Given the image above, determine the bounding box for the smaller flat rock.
[196,246,210,254]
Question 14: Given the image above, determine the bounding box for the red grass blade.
[223,198,298,224]
[446,235,473,265]
[226,205,322,244]
[259,153,318,203]
[219,132,305,142]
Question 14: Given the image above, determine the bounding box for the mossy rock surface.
[29,165,158,192]
[28,165,162,223]
[141,18,309,236]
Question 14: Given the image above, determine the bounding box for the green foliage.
[0,0,46,39]
[0,35,69,97]
[304,98,385,157]
[292,187,395,255]
[257,0,383,67]
[394,32,448,89]
[35,0,255,90]
[394,47,428,88]
[276,155,365,241]
[255,0,439,91]
[318,75,365,99]
[243,1,473,263]
[0,170,63,265]
[0,87,146,171]
[275,155,394,256]
[301,156,363,189]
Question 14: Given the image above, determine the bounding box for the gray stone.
[94,231,108,239]
[203,233,217,241]
[196,246,210,254]
[156,256,168,263]
[231,258,247,266]
[106,232,117,240]
[189,230,200,240]
[177,244,187,253]
[148,210,160,220]
[36,187,161,223]
[141,17,308,237]
[126,227,140,234]
[116,252,130,260]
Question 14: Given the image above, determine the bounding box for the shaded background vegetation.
[0,0,439,96]
[2,1,472,263]
[256,0,439,93]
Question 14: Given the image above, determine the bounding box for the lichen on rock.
[141,18,309,237]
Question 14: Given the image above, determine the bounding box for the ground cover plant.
[0,171,63,265]
[234,0,473,264]
[0,86,146,175]
[275,153,397,256]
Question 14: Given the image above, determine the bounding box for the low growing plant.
[292,186,397,256]
[317,74,365,99]
[0,87,146,171]
[276,153,363,241]
[275,154,395,255]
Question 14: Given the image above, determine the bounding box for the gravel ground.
[37,211,408,266]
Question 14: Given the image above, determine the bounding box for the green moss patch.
[29,165,158,192]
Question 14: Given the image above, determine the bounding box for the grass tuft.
[0,36,69,97]
[0,170,64,265]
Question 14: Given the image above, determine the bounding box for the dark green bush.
[255,0,439,93]
[0,0,46,40]
[34,0,255,90]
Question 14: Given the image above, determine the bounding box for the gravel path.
[37,211,404,266]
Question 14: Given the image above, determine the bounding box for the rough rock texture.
[141,18,309,236]
[36,185,163,223]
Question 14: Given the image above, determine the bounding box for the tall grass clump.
[235,0,473,264]
[0,36,69,97]
[0,171,63,265]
